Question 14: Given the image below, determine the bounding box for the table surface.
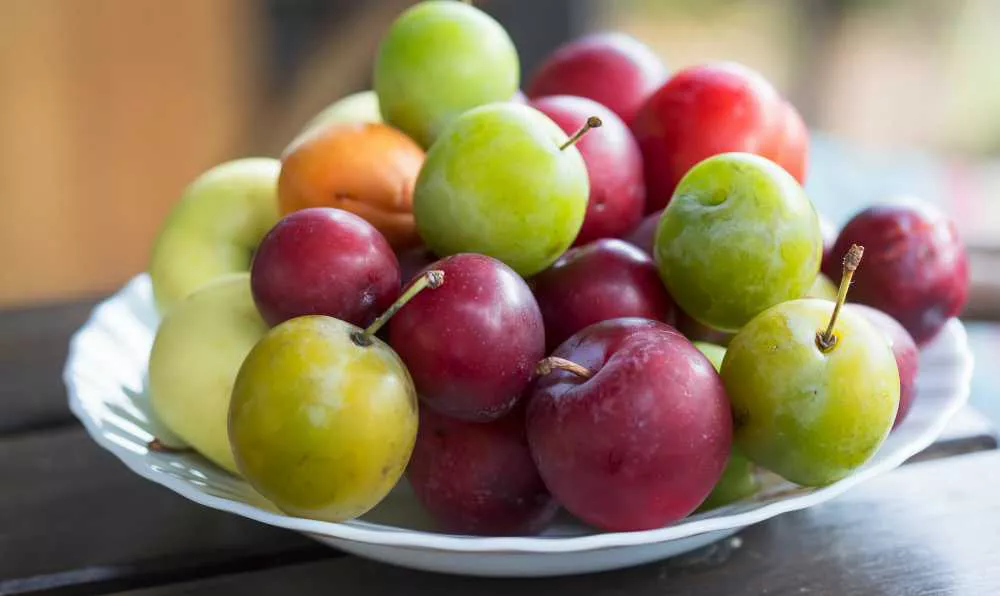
[1,299,998,596]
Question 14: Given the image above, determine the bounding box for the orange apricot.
[278,122,425,249]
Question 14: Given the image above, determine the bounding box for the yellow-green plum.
[721,251,899,487]
[413,103,590,277]
[148,273,266,474]
[227,270,444,521]
[693,341,760,510]
[807,273,838,300]
[374,1,519,148]
[655,152,821,331]
[149,158,280,312]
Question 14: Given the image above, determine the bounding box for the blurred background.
[3,0,1000,305]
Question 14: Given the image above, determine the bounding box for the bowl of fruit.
[66,0,973,579]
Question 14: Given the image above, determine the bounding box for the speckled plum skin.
[413,103,589,277]
[847,304,919,428]
[721,299,899,487]
[654,152,822,332]
[388,253,545,421]
[529,95,645,246]
[527,33,667,126]
[531,239,676,352]
[824,203,968,345]
[407,406,558,536]
[527,318,732,532]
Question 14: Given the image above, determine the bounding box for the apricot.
[278,122,424,249]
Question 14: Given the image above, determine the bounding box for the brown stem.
[535,356,594,379]
[351,269,444,347]
[148,438,193,454]
[816,244,864,352]
[559,116,603,150]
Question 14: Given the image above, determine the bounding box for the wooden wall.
[0,0,260,306]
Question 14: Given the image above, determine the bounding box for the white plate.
[66,274,974,577]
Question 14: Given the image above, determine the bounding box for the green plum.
[807,273,838,300]
[228,271,443,521]
[721,246,899,486]
[693,341,760,510]
[374,1,519,148]
[413,103,590,276]
[655,152,822,331]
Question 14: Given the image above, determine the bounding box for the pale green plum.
[655,153,822,331]
[149,273,266,474]
[229,315,418,522]
[149,158,280,312]
[693,341,760,510]
[413,103,589,276]
[807,273,838,300]
[374,1,519,148]
[721,298,899,486]
[288,91,382,152]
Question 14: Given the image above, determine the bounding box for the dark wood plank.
[0,427,332,595]
[111,451,1000,596]
[908,406,997,463]
[0,300,97,435]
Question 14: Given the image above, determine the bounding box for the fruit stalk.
[352,270,445,346]
[816,244,864,352]
[559,116,603,150]
[535,356,593,379]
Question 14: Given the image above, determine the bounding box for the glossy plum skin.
[527,318,732,531]
[721,299,899,486]
[848,304,919,428]
[824,203,969,345]
[631,62,808,212]
[407,406,558,536]
[531,239,676,352]
[413,103,589,277]
[374,1,519,148]
[530,96,645,246]
[655,153,822,332]
[624,209,661,256]
[251,208,400,327]
[389,254,545,421]
[527,33,666,126]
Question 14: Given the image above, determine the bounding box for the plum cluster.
[145,1,968,536]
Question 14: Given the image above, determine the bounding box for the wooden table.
[1,300,998,596]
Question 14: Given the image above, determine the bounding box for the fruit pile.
[146,1,970,535]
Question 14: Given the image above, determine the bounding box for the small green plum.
[374,1,519,148]
[413,103,590,277]
[655,152,822,331]
[693,341,760,510]
[721,246,899,486]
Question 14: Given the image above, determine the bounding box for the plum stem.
[351,270,445,347]
[816,244,864,352]
[559,116,603,150]
[535,356,594,379]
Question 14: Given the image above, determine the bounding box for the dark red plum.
[389,253,545,421]
[623,209,662,256]
[407,406,558,536]
[527,33,666,126]
[532,239,676,352]
[848,304,919,428]
[250,207,400,327]
[531,96,645,246]
[825,203,968,344]
[527,318,732,532]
